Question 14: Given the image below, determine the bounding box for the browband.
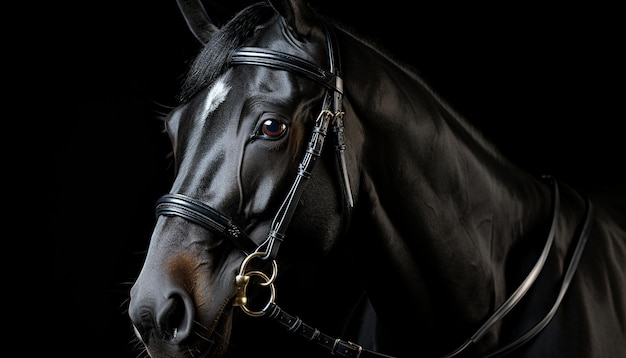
[231,47,343,94]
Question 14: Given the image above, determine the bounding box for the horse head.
[128,1,359,357]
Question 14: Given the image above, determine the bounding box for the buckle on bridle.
[332,339,363,357]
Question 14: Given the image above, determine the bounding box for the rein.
[441,177,594,358]
[154,20,594,358]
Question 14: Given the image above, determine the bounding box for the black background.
[47,1,624,357]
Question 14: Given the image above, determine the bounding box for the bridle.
[157,19,352,256]
[155,19,369,355]
[152,19,594,358]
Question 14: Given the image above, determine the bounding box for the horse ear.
[268,0,320,38]
[175,0,219,44]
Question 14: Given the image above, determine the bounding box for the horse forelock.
[179,3,275,103]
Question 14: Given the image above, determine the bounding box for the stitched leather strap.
[156,193,258,254]
[231,47,343,93]
[266,303,395,358]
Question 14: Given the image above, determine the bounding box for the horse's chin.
[140,306,234,358]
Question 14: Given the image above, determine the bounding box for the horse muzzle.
[128,246,237,358]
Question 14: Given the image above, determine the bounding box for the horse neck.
[340,31,557,346]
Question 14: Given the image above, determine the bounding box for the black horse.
[128,1,626,357]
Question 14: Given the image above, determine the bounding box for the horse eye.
[259,119,287,139]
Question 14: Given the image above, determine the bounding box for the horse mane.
[178,2,275,103]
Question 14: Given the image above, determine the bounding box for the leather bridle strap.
[264,303,395,358]
[256,103,336,259]
[155,194,258,254]
[231,47,342,93]
[229,23,351,260]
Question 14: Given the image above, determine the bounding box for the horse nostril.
[158,292,194,342]
[129,283,195,346]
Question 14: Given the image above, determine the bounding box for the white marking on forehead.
[201,75,231,120]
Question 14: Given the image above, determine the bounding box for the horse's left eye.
[259,119,287,139]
